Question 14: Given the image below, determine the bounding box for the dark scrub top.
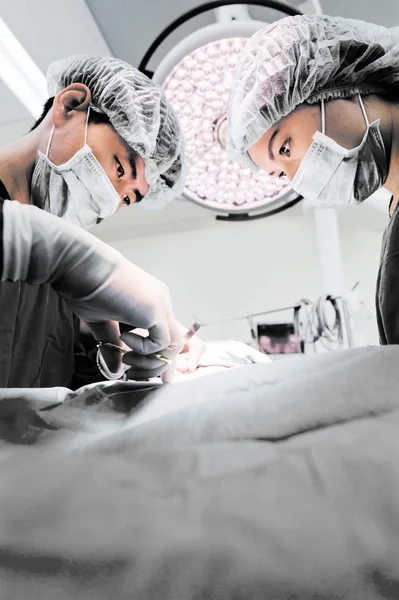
[0,184,104,388]
[376,196,399,344]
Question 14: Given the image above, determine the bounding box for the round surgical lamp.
[139,1,303,221]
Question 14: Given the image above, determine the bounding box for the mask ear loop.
[46,101,92,158]
[45,126,55,159]
[357,93,370,128]
[84,103,91,146]
[321,98,326,134]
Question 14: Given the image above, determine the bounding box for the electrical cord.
[293,295,344,353]
[294,299,319,345]
[316,295,343,346]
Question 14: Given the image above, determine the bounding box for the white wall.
[340,215,386,346]
[106,206,385,346]
[109,212,319,343]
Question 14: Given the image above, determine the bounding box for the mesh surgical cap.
[47,55,187,209]
[228,14,399,168]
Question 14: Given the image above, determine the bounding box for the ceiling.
[0,0,395,241]
[84,0,305,71]
[0,0,111,143]
[84,0,399,69]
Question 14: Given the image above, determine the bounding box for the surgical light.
[142,1,303,220]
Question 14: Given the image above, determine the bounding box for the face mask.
[31,104,120,229]
[291,94,388,207]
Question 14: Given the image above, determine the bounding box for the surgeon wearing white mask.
[228,14,399,348]
[0,55,205,388]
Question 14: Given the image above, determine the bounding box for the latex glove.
[175,321,206,373]
[2,200,183,379]
[92,325,177,383]
[121,329,180,383]
[125,323,206,378]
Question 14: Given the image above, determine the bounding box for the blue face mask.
[31,104,120,229]
[291,94,388,207]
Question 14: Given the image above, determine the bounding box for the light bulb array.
[163,37,290,210]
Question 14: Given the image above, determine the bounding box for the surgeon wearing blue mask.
[227,14,399,348]
[0,55,205,388]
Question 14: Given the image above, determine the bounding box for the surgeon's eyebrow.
[268,128,280,161]
[126,149,144,203]
[127,149,138,179]
[134,190,144,203]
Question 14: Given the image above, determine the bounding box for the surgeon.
[228,14,399,348]
[0,55,204,388]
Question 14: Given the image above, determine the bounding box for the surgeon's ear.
[52,83,92,126]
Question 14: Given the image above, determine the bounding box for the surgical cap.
[228,14,399,167]
[47,56,187,209]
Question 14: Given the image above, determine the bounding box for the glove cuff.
[2,200,32,282]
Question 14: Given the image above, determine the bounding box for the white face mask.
[31,105,120,229]
[291,94,388,207]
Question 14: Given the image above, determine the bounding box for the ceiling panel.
[84,0,399,71]
[320,0,399,26]
[0,118,33,145]
[0,0,111,72]
[0,81,31,125]
[84,0,304,72]
[85,0,215,70]
[0,0,112,141]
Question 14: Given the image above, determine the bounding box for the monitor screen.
[257,323,302,355]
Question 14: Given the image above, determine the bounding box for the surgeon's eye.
[279,172,286,178]
[115,157,125,178]
[123,196,131,206]
[279,138,291,157]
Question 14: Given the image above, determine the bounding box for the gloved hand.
[120,321,206,380]
[2,200,182,380]
[175,322,206,373]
